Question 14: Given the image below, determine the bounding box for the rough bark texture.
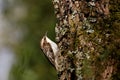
[52,0,120,80]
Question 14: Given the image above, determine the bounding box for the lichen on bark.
[52,0,120,80]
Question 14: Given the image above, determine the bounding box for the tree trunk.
[52,0,120,80]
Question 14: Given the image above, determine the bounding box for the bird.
[40,32,58,67]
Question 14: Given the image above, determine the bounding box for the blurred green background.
[0,0,57,80]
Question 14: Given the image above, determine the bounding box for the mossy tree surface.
[52,0,120,80]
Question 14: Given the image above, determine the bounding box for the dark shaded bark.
[52,0,120,80]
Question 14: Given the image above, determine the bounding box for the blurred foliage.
[5,0,57,80]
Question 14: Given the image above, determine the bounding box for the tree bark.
[52,0,120,80]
